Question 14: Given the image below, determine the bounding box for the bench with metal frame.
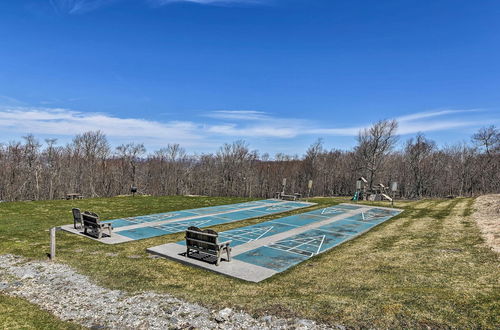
[185,226,231,266]
[82,211,113,239]
[72,208,83,229]
[275,191,301,201]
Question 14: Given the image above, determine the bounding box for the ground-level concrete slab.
[59,225,134,244]
[59,199,315,244]
[147,243,278,282]
[147,203,403,282]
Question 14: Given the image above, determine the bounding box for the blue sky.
[0,0,499,155]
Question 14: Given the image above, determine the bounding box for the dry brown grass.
[1,195,499,328]
[472,194,500,254]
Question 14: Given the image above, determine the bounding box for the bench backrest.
[185,226,219,252]
[72,208,82,221]
[82,212,100,226]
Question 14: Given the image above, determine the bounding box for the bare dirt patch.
[472,194,500,254]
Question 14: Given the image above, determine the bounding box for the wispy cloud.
[0,95,25,106]
[206,110,270,121]
[0,106,494,151]
[49,0,118,14]
[48,0,266,14]
[396,109,481,122]
[204,108,494,138]
[0,107,206,146]
[207,123,299,138]
[152,0,266,6]
[394,109,490,135]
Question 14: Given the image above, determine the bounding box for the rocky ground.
[0,254,337,329]
[472,194,500,254]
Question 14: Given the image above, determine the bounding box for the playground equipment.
[353,177,398,205]
[353,177,368,201]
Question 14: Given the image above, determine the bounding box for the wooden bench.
[66,193,82,200]
[185,226,231,266]
[72,208,83,229]
[275,191,301,201]
[82,211,113,239]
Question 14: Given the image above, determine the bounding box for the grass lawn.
[0,294,83,329]
[0,196,498,328]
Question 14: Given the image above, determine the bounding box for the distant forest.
[0,120,498,202]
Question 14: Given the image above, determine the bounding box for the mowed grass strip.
[0,294,83,330]
[0,196,498,328]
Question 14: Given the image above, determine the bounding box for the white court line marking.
[254,226,274,240]
[270,243,315,257]
[268,221,300,228]
[268,216,330,228]
[156,219,212,231]
[286,240,316,254]
[269,236,327,257]
[126,200,300,226]
[221,233,258,242]
[362,212,365,220]
[309,227,357,236]
[265,245,314,257]
[316,235,326,254]
[321,208,339,215]
[250,209,274,214]
[226,226,275,242]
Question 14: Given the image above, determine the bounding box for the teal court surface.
[60,199,315,244]
[147,203,403,282]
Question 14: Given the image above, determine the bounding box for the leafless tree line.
[0,121,498,202]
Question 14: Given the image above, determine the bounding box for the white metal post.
[390,182,398,207]
[50,227,56,260]
[307,180,313,202]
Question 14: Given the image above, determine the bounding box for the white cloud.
[0,106,494,152]
[207,123,299,138]
[397,120,487,135]
[49,0,117,14]
[204,108,492,138]
[396,109,481,122]
[206,110,270,121]
[0,95,24,106]
[48,0,267,14]
[153,0,265,5]
[0,107,205,146]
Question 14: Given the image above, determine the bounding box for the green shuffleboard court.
[60,199,315,244]
[148,203,403,282]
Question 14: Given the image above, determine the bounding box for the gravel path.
[0,254,338,329]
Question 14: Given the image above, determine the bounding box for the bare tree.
[116,143,146,190]
[22,134,41,200]
[0,119,498,202]
[472,125,499,156]
[72,131,110,197]
[405,133,436,198]
[355,119,398,188]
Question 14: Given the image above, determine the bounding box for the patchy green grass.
[0,196,499,329]
[0,294,83,329]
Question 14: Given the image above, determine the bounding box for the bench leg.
[107,227,112,237]
[216,251,221,266]
[226,247,231,262]
[97,230,102,239]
